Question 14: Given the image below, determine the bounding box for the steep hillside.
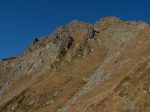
[0,17,150,112]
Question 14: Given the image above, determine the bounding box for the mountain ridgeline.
[0,17,150,112]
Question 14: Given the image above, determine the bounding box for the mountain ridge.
[0,16,150,112]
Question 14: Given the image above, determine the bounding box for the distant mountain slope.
[0,17,150,112]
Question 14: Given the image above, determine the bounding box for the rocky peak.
[97,16,121,23]
[0,17,150,112]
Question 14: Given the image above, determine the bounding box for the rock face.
[0,16,150,112]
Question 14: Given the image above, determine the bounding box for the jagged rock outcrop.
[0,16,150,112]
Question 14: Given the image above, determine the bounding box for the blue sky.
[0,0,149,59]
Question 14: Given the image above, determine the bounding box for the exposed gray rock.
[10,103,19,111]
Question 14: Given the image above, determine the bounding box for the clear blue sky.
[0,0,149,59]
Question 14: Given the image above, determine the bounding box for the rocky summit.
[0,16,150,112]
